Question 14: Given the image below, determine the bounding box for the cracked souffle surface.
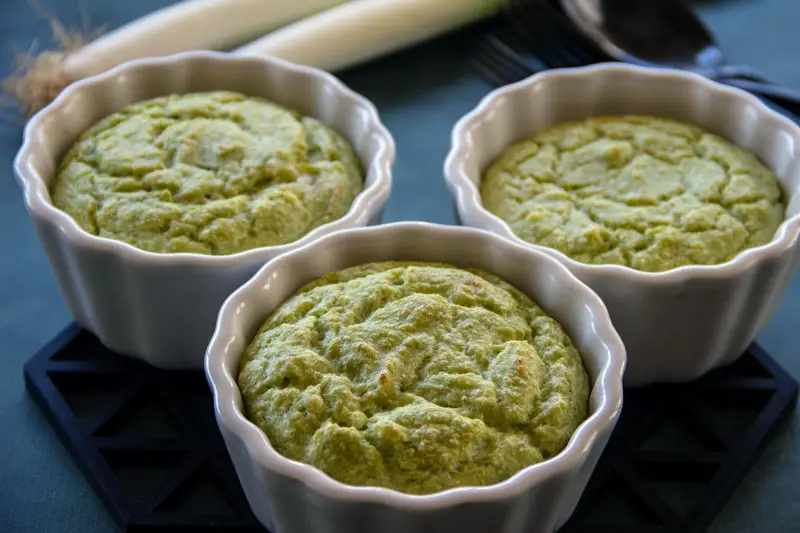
[50,91,363,255]
[238,262,590,495]
[481,116,786,272]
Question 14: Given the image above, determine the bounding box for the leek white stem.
[65,0,349,81]
[235,0,505,72]
[6,0,348,116]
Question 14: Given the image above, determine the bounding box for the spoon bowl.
[560,0,728,77]
[559,0,800,114]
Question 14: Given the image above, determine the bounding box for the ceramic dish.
[445,63,800,386]
[13,51,395,369]
[205,222,626,533]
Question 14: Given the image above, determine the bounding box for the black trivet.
[24,324,797,533]
[24,324,263,533]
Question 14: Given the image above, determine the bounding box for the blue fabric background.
[1,1,798,531]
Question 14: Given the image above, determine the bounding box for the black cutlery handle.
[720,78,800,119]
[716,64,773,83]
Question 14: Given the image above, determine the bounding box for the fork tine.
[547,2,608,62]
[472,41,514,86]
[513,0,590,65]
[472,47,514,87]
[474,38,533,86]
[472,36,537,86]
[505,0,579,69]
[488,37,540,81]
[496,30,552,73]
[505,0,605,68]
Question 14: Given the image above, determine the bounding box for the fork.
[502,0,784,82]
[504,0,609,70]
[473,0,800,117]
[472,35,537,87]
[471,0,606,86]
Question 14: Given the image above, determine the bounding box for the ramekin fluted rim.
[13,51,395,267]
[444,63,800,285]
[205,222,626,509]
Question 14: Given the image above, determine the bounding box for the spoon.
[559,0,800,116]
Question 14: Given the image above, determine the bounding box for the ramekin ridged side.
[205,222,626,533]
[444,63,800,386]
[13,51,395,369]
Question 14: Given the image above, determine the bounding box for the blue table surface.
[1,1,798,532]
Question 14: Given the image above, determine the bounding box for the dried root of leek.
[3,0,348,117]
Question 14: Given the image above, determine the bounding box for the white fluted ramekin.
[445,63,800,386]
[14,51,395,369]
[206,222,625,533]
